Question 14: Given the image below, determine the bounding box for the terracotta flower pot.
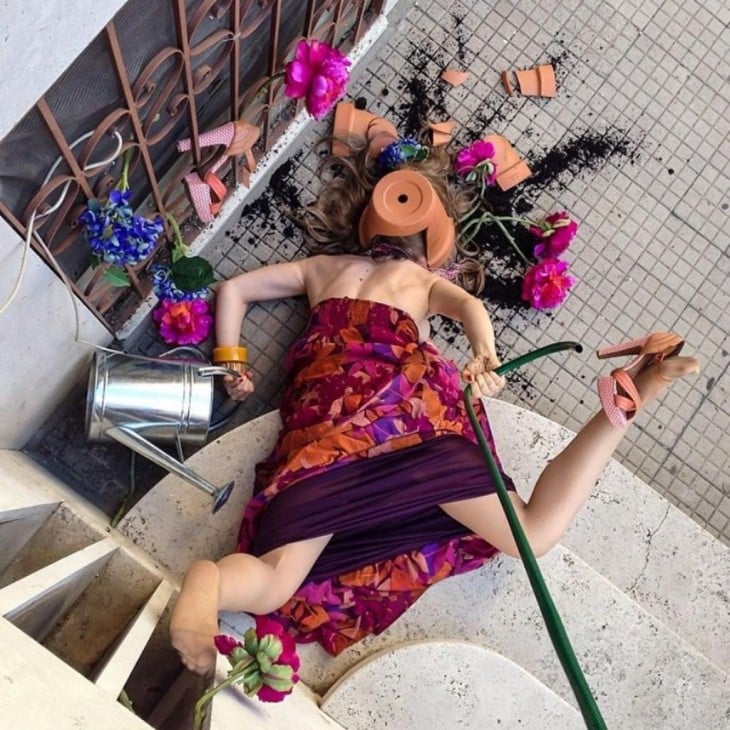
[482,134,532,191]
[332,101,398,156]
[358,169,455,268]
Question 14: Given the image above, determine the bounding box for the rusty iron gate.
[0,0,384,332]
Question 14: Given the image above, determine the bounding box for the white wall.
[0,0,126,448]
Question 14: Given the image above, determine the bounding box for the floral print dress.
[237,297,514,656]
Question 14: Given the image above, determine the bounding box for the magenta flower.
[284,39,351,120]
[521,258,576,309]
[153,298,213,345]
[207,621,299,706]
[529,211,578,259]
[453,140,497,184]
[213,634,241,655]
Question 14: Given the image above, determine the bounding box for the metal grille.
[0,0,383,331]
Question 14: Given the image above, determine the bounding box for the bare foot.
[170,561,220,675]
[633,355,700,407]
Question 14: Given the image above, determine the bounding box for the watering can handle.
[198,365,241,378]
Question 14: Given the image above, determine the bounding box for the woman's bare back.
[304,255,437,340]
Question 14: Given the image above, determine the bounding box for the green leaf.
[90,253,102,268]
[257,634,283,662]
[244,627,259,657]
[262,671,295,692]
[230,647,247,666]
[171,243,189,263]
[265,663,293,681]
[245,675,264,697]
[170,255,215,291]
[103,267,131,287]
[256,651,273,674]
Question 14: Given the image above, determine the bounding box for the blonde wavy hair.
[290,135,486,294]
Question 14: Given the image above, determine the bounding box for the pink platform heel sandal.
[596,332,684,427]
[181,170,227,224]
[177,120,260,221]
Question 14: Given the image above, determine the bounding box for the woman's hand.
[219,361,255,401]
[461,354,506,398]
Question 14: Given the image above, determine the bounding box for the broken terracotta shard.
[482,134,532,191]
[441,69,470,86]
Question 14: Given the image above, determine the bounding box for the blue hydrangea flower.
[377,137,429,171]
[80,191,163,267]
[151,265,209,302]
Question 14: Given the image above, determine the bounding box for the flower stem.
[118,149,132,191]
[255,70,286,99]
[490,213,539,228]
[193,658,255,730]
[166,213,188,260]
[490,215,533,267]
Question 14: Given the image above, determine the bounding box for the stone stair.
[0,447,342,728]
[0,450,185,727]
[117,400,729,728]
[2,397,727,728]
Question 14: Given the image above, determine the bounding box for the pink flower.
[453,140,497,184]
[255,615,300,675]
[284,39,351,120]
[153,298,213,345]
[521,258,576,309]
[529,211,578,259]
[214,634,241,655]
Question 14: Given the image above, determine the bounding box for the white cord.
[0,130,124,331]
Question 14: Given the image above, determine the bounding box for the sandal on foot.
[177,120,260,188]
[596,332,684,427]
[182,170,227,224]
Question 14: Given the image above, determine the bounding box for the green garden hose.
[464,341,608,730]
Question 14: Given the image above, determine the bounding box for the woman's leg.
[440,355,700,559]
[170,533,332,674]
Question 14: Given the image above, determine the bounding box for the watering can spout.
[105,426,234,513]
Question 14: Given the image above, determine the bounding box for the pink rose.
[529,211,578,259]
[153,298,213,345]
[284,39,351,120]
[521,258,576,309]
[453,139,497,184]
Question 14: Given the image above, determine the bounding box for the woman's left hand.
[461,354,506,398]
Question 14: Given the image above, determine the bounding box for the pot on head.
[358,169,456,268]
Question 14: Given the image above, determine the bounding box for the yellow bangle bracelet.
[212,345,248,364]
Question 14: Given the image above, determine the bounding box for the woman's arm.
[214,259,309,400]
[427,278,498,360]
[427,277,505,398]
[215,260,309,346]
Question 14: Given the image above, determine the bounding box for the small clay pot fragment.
[514,63,557,97]
[428,120,457,146]
[501,70,514,95]
[482,134,532,191]
[441,69,470,86]
[332,101,398,156]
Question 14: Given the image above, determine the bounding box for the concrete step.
[0,450,183,727]
[92,579,176,699]
[319,640,583,729]
[1,617,151,730]
[288,545,727,728]
[484,399,729,674]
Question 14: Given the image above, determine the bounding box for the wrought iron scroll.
[0,0,383,332]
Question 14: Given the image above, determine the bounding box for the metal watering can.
[85,348,238,513]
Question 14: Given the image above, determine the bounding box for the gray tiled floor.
[128,0,728,542]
